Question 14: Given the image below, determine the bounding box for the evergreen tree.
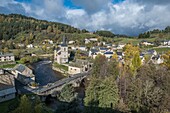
[58,84,76,103]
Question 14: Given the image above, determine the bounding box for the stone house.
[0,53,15,62]
[0,69,16,103]
[68,59,92,74]
[11,64,35,85]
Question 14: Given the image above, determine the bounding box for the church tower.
[60,36,68,64]
[54,36,68,64]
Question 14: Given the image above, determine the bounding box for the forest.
[0,14,88,40]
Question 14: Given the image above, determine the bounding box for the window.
[64,48,66,51]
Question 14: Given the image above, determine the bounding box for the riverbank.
[52,63,68,76]
[52,67,68,76]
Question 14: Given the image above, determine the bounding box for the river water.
[32,60,64,86]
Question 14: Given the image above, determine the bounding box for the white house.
[0,53,15,62]
[141,41,154,46]
[140,53,145,64]
[89,38,98,42]
[89,49,100,59]
[26,44,34,48]
[0,69,16,103]
[68,59,92,74]
[54,37,68,64]
[85,39,91,44]
[18,43,25,47]
[12,64,35,85]
[117,44,125,50]
[104,51,114,59]
[43,39,53,44]
[68,40,75,45]
[68,66,82,75]
[163,40,170,46]
[78,46,87,51]
[151,55,164,64]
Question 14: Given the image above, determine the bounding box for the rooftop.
[104,52,113,54]
[0,71,15,91]
[90,49,99,53]
[14,64,26,73]
[99,47,108,51]
[0,53,14,57]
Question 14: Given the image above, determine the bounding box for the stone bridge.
[35,71,91,96]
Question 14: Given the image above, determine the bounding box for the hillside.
[0,14,89,40]
[0,14,170,48]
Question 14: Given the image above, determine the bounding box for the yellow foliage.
[112,52,118,61]
[162,51,170,69]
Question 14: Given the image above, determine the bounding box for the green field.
[53,62,68,71]
[153,47,170,54]
[0,64,16,68]
[113,37,157,45]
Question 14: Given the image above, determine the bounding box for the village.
[0,35,170,104]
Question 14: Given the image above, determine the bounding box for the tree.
[98,77,119,108]
[58,84,76,103]
[13,95,33,113]
[126,64,170,113]
[112,52,118,61]
[84,78,101,107]
[92,54,107,78]
[47,25,52,33]
[34,103,43,113]
[107,59,119,79]
[123,44,141,76]
[3,47,9,53]
[95,30,115,38]
[130,53,141,76]
[162,51,170,69]
[84,77,119,112]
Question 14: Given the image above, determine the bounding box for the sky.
[0,0,170,36]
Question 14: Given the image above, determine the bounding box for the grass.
[153,47,170,54]
[53,62,68,71]
[113,37,157,45]
[0,63,16,68]
[0,97,19,113]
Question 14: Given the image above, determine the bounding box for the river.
[32,60,64,86]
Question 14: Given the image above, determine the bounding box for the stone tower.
[54,36,68,64]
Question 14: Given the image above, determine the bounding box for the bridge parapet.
[36,71,91,96]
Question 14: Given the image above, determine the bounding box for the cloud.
[0,0,170,36]
[0,0,26,15]
[71,0,112,14]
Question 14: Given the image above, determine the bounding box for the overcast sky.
[0,0,170,36]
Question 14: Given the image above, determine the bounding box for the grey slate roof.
[0,53,14,57]
[104,52,113,54]
[0,71,15,91]
[15,64,26,73]
[100,47,108,51]
[90,49,99,53]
